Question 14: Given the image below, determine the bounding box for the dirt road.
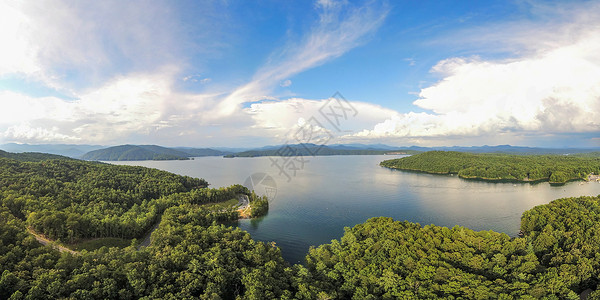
[27,228,78,255]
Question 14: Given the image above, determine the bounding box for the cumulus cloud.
[0,0,390,146]
[0,3,40,76]
[0,0,189,92]
[355,3,600,145]
[7,0,597,148]
[0,71,171,143]
[245,97,397,140]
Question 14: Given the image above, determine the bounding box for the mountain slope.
[0,143,104,158]
[0,150,73,162]
[224,144,419,157]
[81,145,230,161]
[81,145,190,161]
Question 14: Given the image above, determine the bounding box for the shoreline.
[381,165,593,185]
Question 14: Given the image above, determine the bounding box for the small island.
[380,151,600,184]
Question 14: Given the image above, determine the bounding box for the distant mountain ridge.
[398,144,600,155]
[224,143,419,157]
[225,143,600,158]
[6,143,600,161]
[0,150,72,162]
[0,143,104,158]
[81,145,230,161]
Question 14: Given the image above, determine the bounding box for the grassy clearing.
[65,199,240,252]
[69,237,133,251]
[204,198,239,210]
[64,199,240,252]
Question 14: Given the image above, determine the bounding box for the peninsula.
[380,151,600,184]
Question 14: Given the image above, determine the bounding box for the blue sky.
[0,0,598,148]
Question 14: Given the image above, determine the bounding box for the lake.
[111,155,600,263]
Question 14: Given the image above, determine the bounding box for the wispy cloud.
[215,1,389,116]
[183,75,212,84]
[427,1,600,57]
[0,0,188,92]
[0,1,389,146]
[280,79,292,87]
[9,1,597,148]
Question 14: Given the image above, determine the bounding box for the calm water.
[111,155,600,263]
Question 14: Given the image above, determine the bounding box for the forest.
[80,145,230,161]
[0,152,258,243]
[381,151,600,183]
[2,152,600,299]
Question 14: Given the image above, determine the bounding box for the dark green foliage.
[0,154,219,241]
[81,145,230,161]
[3,150,600,299]
[0,153,286,299]
[248,192,269,218]
[298,218,533,299]
[81,145,191,161]
[381,151,600,183]
[520,196,600,292]
[0,150,71,161]
[0,204,292,299]
[297,195,600,299]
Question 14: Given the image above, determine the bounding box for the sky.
[0,0,599,148]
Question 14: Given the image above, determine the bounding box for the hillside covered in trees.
[381,151,600,184]
[2,152,600,298]
[0,150,71,162]
[81,145,229,161]
[0,152,263,243]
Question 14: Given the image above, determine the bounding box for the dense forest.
[381,151,600,183]
[80,145,229,161]
[3,152,600,298]
[248,192,269,218]
[0,150,71,162]
[0,153,255,243]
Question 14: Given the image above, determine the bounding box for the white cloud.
[0,2,40,76]
[245,97,397,141]
[0,0,392,146]
[215,1,388,117]
[7,1,597,148]
[0,0,185,92]
[0,66,234,144]
[183,75,212,84]
[4,124,77,142]
[355,4,600,145]
[280,79,292,87]
[428,1,600,58]
[0,71,174,143]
